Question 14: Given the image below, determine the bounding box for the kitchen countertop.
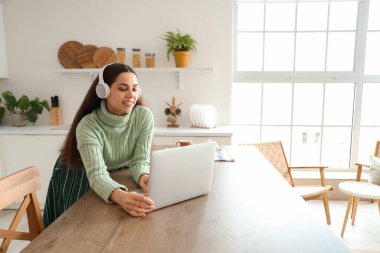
[0,125,233,136]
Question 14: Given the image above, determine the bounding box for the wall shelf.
[57,67,213,89]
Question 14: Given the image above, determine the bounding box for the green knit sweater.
[76,101,154,203]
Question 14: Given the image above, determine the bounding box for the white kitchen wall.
[0,3,7,78]
[0,0,232,127]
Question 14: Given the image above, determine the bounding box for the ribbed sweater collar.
[97,100,131,127]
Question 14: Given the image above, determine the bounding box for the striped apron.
[42,158,90,227]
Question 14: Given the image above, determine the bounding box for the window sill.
[291,170,368,180]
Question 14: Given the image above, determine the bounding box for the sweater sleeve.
[129,107,154,183]
[76,121,127,203]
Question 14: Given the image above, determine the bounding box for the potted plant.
[0,97,5,124]
[2,91,50,126]
[162,29,197,68]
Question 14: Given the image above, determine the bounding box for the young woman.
[43,63,154,227]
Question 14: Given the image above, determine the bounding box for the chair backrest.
[0,166,44,253]
[254,141,294,186]
[375,141,380,158]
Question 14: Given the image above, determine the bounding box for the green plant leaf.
[26,110,38,123]
[41,100,50,111]
[18,95,30,112]
[30,98,43,114]
[2,91,18,112]
[0,107,5,121]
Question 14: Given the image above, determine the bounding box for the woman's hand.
[110,189,154,218]
[139,174,150,195]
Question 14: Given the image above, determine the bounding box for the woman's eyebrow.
[118,83,139,87]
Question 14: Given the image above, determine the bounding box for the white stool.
[339,181,380,237]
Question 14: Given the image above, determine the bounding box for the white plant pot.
[10,112,28,127]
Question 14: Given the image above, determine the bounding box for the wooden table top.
[22,146,349,253]
[339,181,380,199]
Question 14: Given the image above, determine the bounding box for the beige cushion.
[369,155,380,186]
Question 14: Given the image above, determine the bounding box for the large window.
[233,0,380,169]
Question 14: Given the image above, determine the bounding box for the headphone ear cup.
[96,82,110,99]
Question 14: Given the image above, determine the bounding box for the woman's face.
[106,72,140,115]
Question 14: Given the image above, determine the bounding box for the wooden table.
[339,181,380,237]
[22,147,349,253]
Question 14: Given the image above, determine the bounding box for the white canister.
[190,104,217,128]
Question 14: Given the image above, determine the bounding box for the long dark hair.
[60,63,145,168]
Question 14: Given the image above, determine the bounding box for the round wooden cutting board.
[77,45,98,68]
[93,47,117,67]
[58,41,83,69]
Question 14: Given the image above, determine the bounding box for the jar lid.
[145,53,155,56]
[116,47,126,50]
[132,48,141,52]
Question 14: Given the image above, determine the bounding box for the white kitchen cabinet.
[0,3,8,78]
[0,135,64,208]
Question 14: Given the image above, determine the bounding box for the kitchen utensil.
[93,47,117,68]
[58,41,83,69]
[77,45,98,68]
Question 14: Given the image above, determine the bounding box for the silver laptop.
[147,141,216,210]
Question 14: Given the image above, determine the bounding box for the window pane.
[262,83,292,124]
[329,2,357,31]
[326,32,355,71]
[321,127,351,168]
[367,0,380,30]
[295,32,326,71]
[358,127,380,164]
[364,32,380,75]
[264,33,294,71]
[237,3,264,31]
[361,83,380,125]
[324,83,354,125]
[231,126,260,145]
[291,127,321,165]
[237,33,263,71]
[231,83,261,124]
[265,3,295,31]
[297,3,328,31]
[293,83,323,125]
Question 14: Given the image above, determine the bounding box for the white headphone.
[95,64,142,99]
[96,65,111,99]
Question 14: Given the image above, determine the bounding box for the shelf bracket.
[176,72,182,89]
[89,71,99,82]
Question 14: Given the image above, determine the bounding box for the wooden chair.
[254,141,333,225]
[353,140,380,213]
[0,166,45,253]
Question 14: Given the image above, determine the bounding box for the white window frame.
[232,0,380,170]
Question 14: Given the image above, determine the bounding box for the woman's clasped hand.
[111,189,154,218]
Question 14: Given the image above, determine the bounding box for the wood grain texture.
[93,47,117,68]
[5,201,380,253]
[76,45,97,68]
[57,41,83,69]
[21,147,350,253]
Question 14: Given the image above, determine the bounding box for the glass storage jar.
[145,53,155,68]
[132,48,141,68]
[116,48,126,64]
